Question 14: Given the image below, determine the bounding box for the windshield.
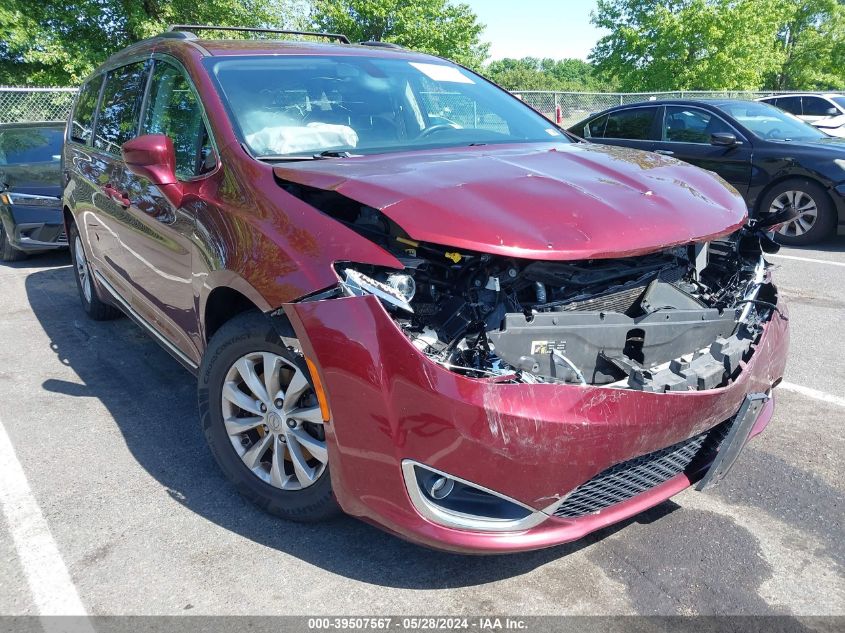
[0,126,64,165]
[206,55,567,158]
[717,101,825,141]
[830,96,845,111]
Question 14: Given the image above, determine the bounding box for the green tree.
[589,0,794,91]
[483,57,615,91]
[771,0,845,90]
[310,0,489,69]
[0,0,305,86]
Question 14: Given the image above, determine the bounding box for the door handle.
[654,149,674,156]
[101,184,131,208]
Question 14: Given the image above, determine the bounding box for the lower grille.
[552,418,734,519]
[57,229,67,244]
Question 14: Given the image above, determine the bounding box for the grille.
[553,418,734,519]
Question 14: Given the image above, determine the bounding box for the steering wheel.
[418,124,457,138]
[765,128,783,139]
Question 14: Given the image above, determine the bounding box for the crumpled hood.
[274,142,747,260]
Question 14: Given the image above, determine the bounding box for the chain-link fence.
[0,87,78,124]
[512,90,806,128]
[0,86,815,128]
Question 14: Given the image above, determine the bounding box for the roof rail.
[166,25,350,44]
[358,40,404,49]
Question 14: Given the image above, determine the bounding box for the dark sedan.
[569,99,845,245]
[0,121,66,261]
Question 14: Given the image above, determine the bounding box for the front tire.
[198,311,338,522]
[0,222,26,262]
[69,222,121,320]
[760,179,836,246]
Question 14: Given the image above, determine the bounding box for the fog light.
[427,475,454,500]
[402,460,553,533]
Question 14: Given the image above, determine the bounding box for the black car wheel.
[69,222,122,320]
[0,222,26,262]
[761,179,836,246]
[198,311,339,522]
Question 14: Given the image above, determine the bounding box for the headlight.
[0,191,60,207]
[340,267,414,313]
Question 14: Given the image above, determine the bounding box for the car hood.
[274,142,747,260]
[0,162,61,197]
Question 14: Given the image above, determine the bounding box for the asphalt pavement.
[0,239,843,617]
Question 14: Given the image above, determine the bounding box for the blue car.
[0,121,66,261]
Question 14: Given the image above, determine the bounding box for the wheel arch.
[200,273,273,345]
[752,173,835,215]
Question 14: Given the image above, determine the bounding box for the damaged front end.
[279,180,789,553]
[329,222,781,395]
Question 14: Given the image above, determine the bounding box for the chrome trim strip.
[93,270,198,370]
[401,459,555,533]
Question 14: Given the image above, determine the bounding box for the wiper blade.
[256,155,319,162]
[314,150,356,158]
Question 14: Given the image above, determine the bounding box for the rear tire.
[198,311,339,522]
[69,222,121,320]
[760,179,836,246]
[0,222,26,262]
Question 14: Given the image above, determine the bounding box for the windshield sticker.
[545,128,561,136]
[409,62,475,84]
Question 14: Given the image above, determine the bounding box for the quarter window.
[69,77,103,144]
[604,107,657,140]
[95,62,148,154]
[663,107,731,143]
[142,61,215,179]
[583,114,608,138]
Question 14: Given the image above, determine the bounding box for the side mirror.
[121,135,183,205]
[710,132,740,147]
[826,107,839,116]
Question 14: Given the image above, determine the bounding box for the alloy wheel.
[770,190,818,238]
[221,352,327,490]
[74,235,92,303]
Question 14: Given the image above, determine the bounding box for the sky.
[463,0,605,61]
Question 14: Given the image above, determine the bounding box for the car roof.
[111,33,439,64]
[759,93,845,99]
[590,99,740,114]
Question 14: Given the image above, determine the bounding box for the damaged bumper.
[285,290,788,554]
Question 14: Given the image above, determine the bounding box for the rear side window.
[604,107,657,140]
[141,61,215,179]
[0,126,64,165]
[95,61,149,154]
[70,78,102,144]
[776,96,801,115]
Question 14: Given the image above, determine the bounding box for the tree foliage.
[482,57,615,91]
[0,0,306,86]
[773,0,845,89]
[309,0,489,69]
[590,0,845,91]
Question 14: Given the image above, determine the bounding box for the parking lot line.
[779,381,845,408]
[768,253,845,267]
[0,413,90,619]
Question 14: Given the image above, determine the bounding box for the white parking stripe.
[0,413,91,619]
[779,382,845,408]
[768,253,845,267]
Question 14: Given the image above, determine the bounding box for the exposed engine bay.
[284,181,782,392]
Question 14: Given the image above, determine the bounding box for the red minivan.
[63,26,789,554]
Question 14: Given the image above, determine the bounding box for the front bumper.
[1,204,66,252]
[286,293,789,554]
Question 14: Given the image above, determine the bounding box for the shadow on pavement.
[25,264,681,589]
